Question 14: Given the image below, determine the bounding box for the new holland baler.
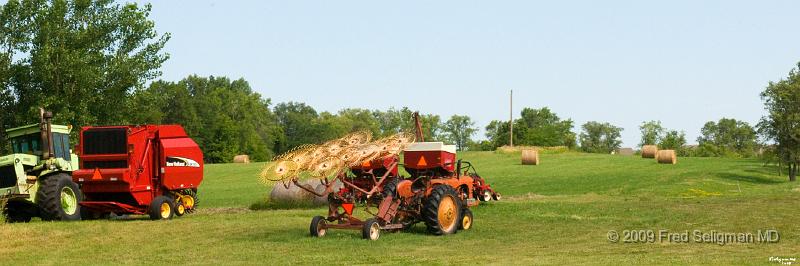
[72,125,203,220]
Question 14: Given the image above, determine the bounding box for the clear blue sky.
[134,0,800,147]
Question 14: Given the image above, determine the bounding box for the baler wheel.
[422,185,461,235]
[36,173,82,221]
[459,209,473,230]
[175,203,185,217]
[184,189,199,214]
[149,196,174,220]
[310,216,327,237]
[362,218,381,240]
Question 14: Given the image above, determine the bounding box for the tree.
[639,120,665,146]
[443,115,478,151]
[659,130,687,155]
[372,107,415,136]
[578,121,623,153]
[131,76,280,163]
[485,119,511,149]
[697,118,758,158]
[0,0,169,133]
[759,62,800,181]
[274,102,332,154]
[516,107,575,147]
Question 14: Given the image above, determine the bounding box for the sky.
[134,0,800,147]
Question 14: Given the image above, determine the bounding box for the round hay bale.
[269,180,341,206]
[656,150,677,164]
[233,155,250,164]
[521,149,539,165]
[641,145,658,158]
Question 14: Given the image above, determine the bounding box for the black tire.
[459,208,473,230]
[36,173,82,221]
[3,201,33,223]
[362,218,381,240]
[382,178,400,198]
[148,195,174,220]
[423,185,462,235]
[310,216,327,237]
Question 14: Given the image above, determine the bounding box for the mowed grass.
[1,152,799,265]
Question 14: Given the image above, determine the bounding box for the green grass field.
[1,152,798,265]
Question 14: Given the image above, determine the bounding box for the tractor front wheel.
[36,173,82,221]
[310,216,327,237]
[362,218,381,240]
[148,196,174,220]
[423,185,462,235]
[480,191,491,202]
[459,208,473,230]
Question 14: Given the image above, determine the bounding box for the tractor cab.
[1,109,81,222]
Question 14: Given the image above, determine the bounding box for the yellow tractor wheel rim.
[160,202,171,218]
[462,214,472,230]
[438,196,457,232]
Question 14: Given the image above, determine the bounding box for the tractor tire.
[459,208,473,230]
[148,196,175,220]
[3,201,33,223]
[382,178,400,198]
[36,173,82,221]
[422,185,462,235]
[362,218,381,240]
[310,216,327,237]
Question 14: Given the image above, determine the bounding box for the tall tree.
[443,115,478,151]
[759,62,800,181]
[0,0,169,132]
[578,121,623,153]
[639,120,665,147]
[515,107,575,147]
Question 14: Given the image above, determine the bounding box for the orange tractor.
[302,114,501,240]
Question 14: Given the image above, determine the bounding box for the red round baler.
[72,125,203,220]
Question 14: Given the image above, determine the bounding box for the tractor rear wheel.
[423,185,461,235]
[310,216,327,237]
[459,208,473,230]
[148,196,174,220]
[36,173,82,221]
[362,218,381,240]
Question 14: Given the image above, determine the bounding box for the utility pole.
[509,90,513,147]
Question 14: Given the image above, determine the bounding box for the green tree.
[131,76,279,163]
[696,118,758,158]
[443,115,478,151]
[639,120,664,146]
[578,121,623,153]
[0,0,169,132]
[659,130,687,155]
[515,107,575,147]
[372,107,415,136]
[485,119,511,149]
[759,62,800,181]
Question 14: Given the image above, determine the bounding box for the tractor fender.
[396,180,414,198]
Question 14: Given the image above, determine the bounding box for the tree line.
[1,1,798,180]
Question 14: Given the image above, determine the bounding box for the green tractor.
[0,109,81,223]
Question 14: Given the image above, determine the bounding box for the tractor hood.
[0,153,39,167]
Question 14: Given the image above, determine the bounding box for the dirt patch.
[196,207,252,215]
[506,192,617,203]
